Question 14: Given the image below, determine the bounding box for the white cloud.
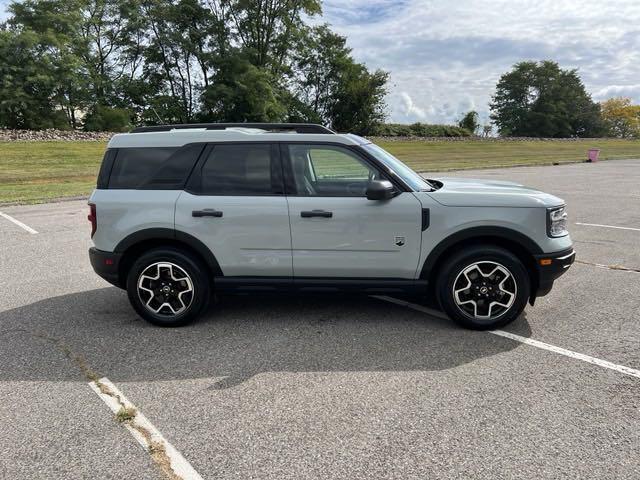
[398,92,427,121]
[322,0,640,123]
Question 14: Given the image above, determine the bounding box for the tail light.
[88,203,97,237]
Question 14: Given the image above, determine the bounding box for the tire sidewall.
[126,248,210,327]
[438,246,530,330]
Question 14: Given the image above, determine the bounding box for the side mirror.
[366,180,395,201]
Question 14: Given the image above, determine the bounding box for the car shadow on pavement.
[0,287,531,388]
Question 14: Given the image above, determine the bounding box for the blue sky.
[2,0,639,125]
[322,0,640,124]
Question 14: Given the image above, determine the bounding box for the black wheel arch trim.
[114,228,223,277]
[420,226,543,280]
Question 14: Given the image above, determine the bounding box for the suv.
[89,123,574,329]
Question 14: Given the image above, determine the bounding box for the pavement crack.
[24,330,185,480]
[575,259,640,273]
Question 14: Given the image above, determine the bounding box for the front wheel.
[126,247,211,327]
[437,245,530,330]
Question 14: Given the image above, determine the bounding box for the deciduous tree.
[490,61,603,137]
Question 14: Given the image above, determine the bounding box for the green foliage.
[372,123,471,137]
[293,25,388,134]
[458,111,479,135]
[490,61,603,137]
[83,105,131,132]
[201,53,286,122]
[0,28,73,129]
[1,0,388,132]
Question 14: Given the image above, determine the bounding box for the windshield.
[361,143,434,191]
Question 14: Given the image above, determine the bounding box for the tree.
[490,61,603,137]
[293,25,388,134]
[201,52,286,122]
[1,0,390,131]
[0,28,72,129]
[458,110,479,134]
[600,97,640,138]
[226,0,321,72]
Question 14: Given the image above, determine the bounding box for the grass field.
[1,138,639,204]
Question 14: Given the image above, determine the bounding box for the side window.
[199,144,276,195]
[109,147,177,189]
[287,144,381,197]
[142,144,205,189]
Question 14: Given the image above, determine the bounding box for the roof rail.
[130,123,335,134]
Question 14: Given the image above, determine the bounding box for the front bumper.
[89,247,124,288]
[533,247,575,298]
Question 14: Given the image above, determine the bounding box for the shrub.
[83,105,132,132]
[372,123,471,137]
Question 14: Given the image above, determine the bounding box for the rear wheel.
[437,245,530,330]
[126,247,210,327]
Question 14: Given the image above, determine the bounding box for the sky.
[1,0,639,125]
[321,0,640,124]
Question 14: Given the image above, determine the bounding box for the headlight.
[547,206,568,237]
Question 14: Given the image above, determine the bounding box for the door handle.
[192,209,223,218]
[301,210,333,218]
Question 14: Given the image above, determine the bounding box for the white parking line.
[0,211,38,234]
[576,222,640,232]
[89,377,203,480]
[375,296,640,380]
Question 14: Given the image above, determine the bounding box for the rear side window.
[108,145,204,189]
[96,149,116,189]
[109,147,177,189]
[198,144,278,195]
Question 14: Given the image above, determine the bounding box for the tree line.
[0,0,388,133]
[1,2,638,138]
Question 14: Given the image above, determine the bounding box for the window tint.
[287,144,381,197]
[96,149,115,189]
[142,144,205,189]
[109,147,177,189]
[200,144,274,195]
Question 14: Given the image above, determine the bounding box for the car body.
[89,123,574,329]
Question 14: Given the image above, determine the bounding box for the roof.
[107,123,370,149]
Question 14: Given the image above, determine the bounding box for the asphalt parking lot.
[1,159,639,479]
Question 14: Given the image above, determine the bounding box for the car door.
[283,143,423,279]
[175,143,292,277]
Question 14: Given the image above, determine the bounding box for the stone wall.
[0,129,114,141]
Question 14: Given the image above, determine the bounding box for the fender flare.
[114,228,223,276]
[420,226,542,280]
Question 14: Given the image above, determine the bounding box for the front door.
[175,143,292,277]
[283,143,423,279]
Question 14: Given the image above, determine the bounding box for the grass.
[375,138,640,172]
[1,138,639,204]
[115,406,137,423]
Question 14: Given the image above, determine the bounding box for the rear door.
[282,143,423,279]
[175,143,292,277]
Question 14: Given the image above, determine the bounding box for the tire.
[436,245,530,330]
[126,247,211,327]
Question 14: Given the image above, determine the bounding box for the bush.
[83,105,132,132]
[372,123,471,137]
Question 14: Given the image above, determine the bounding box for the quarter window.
[109,147,177,189]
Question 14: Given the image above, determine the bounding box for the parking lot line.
[89,377,203,480]
[375,296,640,380]
[0,211,38,234]
[576,222,640,232]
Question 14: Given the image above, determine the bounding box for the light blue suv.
[89,123,574,329]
